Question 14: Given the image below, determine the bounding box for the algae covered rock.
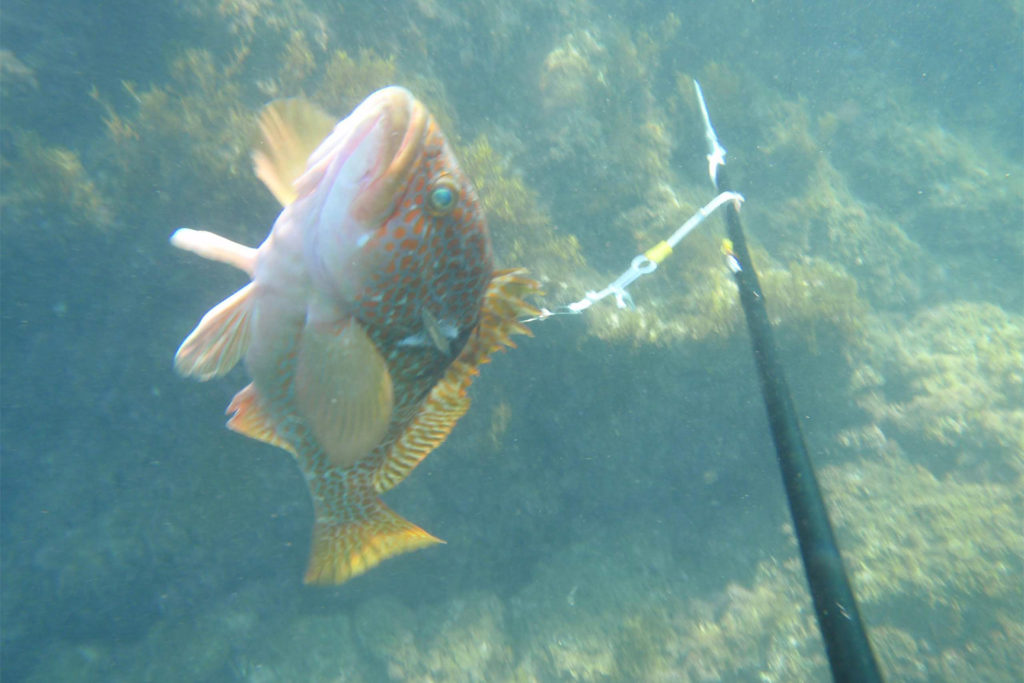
[854,301,1024,477]
[0,129,112,232]
[819,448,1023,681]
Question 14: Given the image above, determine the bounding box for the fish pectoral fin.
[226,383,294,454]
[171,228,257,276]
[252,98,337,207]
[306,470,442,584]
[295,319,394,469]
[174,282,254,380]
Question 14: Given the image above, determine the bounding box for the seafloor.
[2,0,1022,681]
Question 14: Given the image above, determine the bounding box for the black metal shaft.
[717,167,883,683]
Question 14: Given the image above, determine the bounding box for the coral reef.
[354,593,516,681]
[535,19,684,236]
[15,382,1024,681]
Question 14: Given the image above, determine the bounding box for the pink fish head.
[294,86,493,344]
[292,86,429,304]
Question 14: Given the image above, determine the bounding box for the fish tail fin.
[304,470,442,584]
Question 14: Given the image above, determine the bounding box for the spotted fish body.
[172,87,538,583]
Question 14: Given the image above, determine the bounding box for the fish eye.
[425,176,458,216]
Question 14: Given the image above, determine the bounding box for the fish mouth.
[349,86,427,222]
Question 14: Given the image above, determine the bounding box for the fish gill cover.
[1,0,1021,680]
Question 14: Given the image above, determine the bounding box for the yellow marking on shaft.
[644,240,673,264]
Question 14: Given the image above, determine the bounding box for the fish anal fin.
[226,383,294,454]
[305,481,442,585]
[253,98,337,207]
[174,283,255,380]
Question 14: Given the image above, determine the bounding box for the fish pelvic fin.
[174,282,254,380]
[374,268,541,493]
[305,468,442,585]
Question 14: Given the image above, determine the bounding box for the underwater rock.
[829,109,1024,310]
[749,94,932,310]
[824,449,1023,611]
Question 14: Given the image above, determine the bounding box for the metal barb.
[693,80,727,186]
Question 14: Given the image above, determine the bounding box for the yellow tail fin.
[304,484,442,585]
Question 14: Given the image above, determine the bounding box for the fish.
[171,86,539,584]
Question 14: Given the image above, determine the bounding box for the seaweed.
[0,130,112,233]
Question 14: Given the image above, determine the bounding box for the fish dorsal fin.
[174,282,255,380]
[226,382,295,454]
[252,98,337,207]
[374,269,541,492]
[295,318,394,469]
